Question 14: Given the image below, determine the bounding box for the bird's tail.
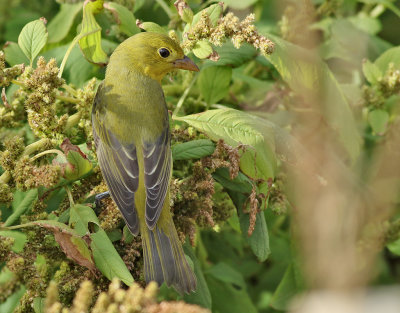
[140,212,197,294]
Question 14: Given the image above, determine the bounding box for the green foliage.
[1,0,400,312]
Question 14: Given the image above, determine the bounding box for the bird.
[92,32,199,294]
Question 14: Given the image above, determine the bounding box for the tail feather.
[141,217,197,294]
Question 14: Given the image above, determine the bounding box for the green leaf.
[122,225,134,244]
[387,238,400,256]
[213,168,252,194]
[0,286,26,313]
[265,34,362,162]
[198,66,232,105]
[368,109,389,134]
[183,243,212,309]
[5,189,38,227]
[175,109,276,181]
[193,40,213,59]
[191,3,223,28]
[47,3,83,43]
[106,2,140,36]
[206,262,246,289]
[374,46,400,73]
[18,19,48,65]
[33,297,45,313]
[206,43,257,68]
[0,230,27,252]
[91,227,134,286]
[138,22,167,34]
[172,139,215,161]
[270,263,304,310]
[348,13,382,35]
[363,59,382,84]
[65,151,93,181]
[223,0,257,10]
[206,275,258,313]
[4,42,29,66]
[69,204,99,236]
[78,0,108,65]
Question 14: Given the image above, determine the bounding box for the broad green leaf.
[348,13,382,35]
[387,238,400,256]
[205,43,257,68]
[106,2,140,36]
[198,66,232,105]
[5,189,38,227]
[265,34,362,161]
[206,275,258,313]
[224,0,257,10]
[368,109,389,134]
[374,46,400,73]
[172,139,215,160]
[65,151,93,181]
[33,297,45,313]
[69,204,99,236]
[175,109,276,181]
[0,230,27,252]
[78,0,108,65]
[183,243,212,309]
[4,42,29,66]
[91,228,134,286]
[363,59,382,84]
[123,225,134,244]
[193,40,213,59]
[270,263,304,310]
[138,22,167,34]
[213,168,252,194]
[0,286,26,313]
[47,3,83,43]
[190,3,223,28]
[18,19,48,65]
[206,262,246,289]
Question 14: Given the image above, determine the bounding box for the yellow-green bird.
[92,32,199,293]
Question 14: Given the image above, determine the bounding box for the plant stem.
[65,186,75,207]
[57,95,80,104]
[65,112,82,131]
[23,138,50,156]
[0,171,11,184]
[62,84,78,97]
[155,0,174,18]
[30,149,66,162]
[173,75,197,117]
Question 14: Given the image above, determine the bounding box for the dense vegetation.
[1,0,400,312]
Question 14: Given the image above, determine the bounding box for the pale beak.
[173,56,199,72]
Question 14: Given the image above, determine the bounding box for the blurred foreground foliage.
[0,0,400,312]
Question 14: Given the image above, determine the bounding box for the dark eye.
[158,48,170,58]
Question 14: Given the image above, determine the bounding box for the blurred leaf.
[33,297,45,313]
[65,150,93,181]
[106,2,140,36]
[3,42,29,66]
[78,0,108,65]
[47,3,83,43]
[193,40,213,59]
[368,109,389,134]
[206,275,258,313]
[91,227,134,286]
[348,13,382,35]
[18,19,48,65]
[138,22,167,34]
[198,66,232,105]
[224,0,257,10]
[183,243,212,309]
[0,230,27,252]
[387,238,400,255]
[270,263,304,310]
[206,262,246,289]
[265,34,362,162]
[205,43,257,68]
[0,286,26,313]
[69,204,99,236]
[172,139,215,161]
[363,59,382,84]
[175,109,276,181]
[4,189,38,227]
[374,46,400,72]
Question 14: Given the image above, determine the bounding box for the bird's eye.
[158,48,170,58]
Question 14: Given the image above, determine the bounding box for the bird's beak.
[173,56,199,72]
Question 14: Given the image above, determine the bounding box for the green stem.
[58,28,101,78]
[172,75,197,117]
[65,186,75,207]
[62,84,78,97]
[155,0,174,18]
[65,112,82,131]
[0,171,11,184]
[11,79,24,87]
[30,149,66,162]
[57,95,80,104]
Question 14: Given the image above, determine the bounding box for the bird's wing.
[92,83,140,235]
[143,121,172,229]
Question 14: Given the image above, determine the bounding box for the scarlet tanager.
[92,32,199,293]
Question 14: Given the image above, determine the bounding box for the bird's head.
[110,32,199,82]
